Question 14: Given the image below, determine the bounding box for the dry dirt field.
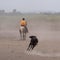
[0,14,60,60]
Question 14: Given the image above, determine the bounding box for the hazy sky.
[0,0,60,12]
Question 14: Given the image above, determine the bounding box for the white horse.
[19,26,27,40]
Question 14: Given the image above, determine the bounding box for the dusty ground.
[0,39,60,60]
[0,14,60,60]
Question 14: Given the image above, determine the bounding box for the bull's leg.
[27,45,34,51]
[27,45,30,50]
[27,43,31,51]
[32,44,36,50]
[30,45,33,50]
[27,47,29,51]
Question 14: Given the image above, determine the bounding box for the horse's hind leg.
[19,29,22,40]
[23,33,26,40]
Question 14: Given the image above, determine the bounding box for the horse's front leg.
[19,29,22,40]
[23,33,26,40]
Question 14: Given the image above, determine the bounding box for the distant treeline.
[0,9,22,16]
[40,12,60,15]
[0,9,60,15]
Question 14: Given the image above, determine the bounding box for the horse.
[27,36,38,51]
[19,26,27,40]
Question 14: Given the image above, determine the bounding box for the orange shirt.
[20,20,27,26]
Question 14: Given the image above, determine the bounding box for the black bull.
[27,36,38,50]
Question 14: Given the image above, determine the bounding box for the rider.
[20,18,28,33]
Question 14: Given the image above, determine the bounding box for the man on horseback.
[20,18,28,33]
[19,18,28,40]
